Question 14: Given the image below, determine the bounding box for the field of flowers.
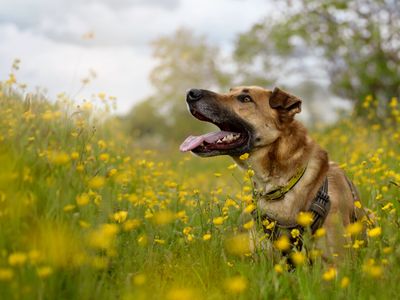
[0,63,399,300]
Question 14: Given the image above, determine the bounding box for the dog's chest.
[256,192,300,224]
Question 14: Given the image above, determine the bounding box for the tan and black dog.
[180,86,365,259]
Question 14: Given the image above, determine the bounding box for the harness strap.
[253,166,307,201]
[253,177,330,248]
[309,178,330,234]
[344,175,360,223]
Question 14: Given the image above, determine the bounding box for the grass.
[0,69,399,300]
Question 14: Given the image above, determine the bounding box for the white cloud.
[0,23,154,113]
[0,0,273,114]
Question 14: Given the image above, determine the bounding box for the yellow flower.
[322,267,337,281]
[76,193,90,206]
[345,222,363,236]
[366,265,383,278]
[239,153,249,160]
[363,259,383,278]
[243,220,254,230]
[99,153,110,162]
[154,239,165,245]
[98,140,107,149]
[340,276,350,288]
[28,250,41,264]
[383,247,392,254]
[113,211,128,223]
[42,110,54,120]
[274,264,284,274]
[70,151,79,160]
[152,210,175,226]
[186,234,194,242]
[88,176,106,189]
[247,169,255,177]
[79,220,91,228]
[132,273,146,286]
[137,235,148,247]
[202,233,211,241]
[6,73,16,85]
[37,266,53,278]
[352,239,364,249]
[274,235,290,251]
[291,228,300,238]
[244,204,256,214]
[390,97,398,108]
[8,252,27,266]
[183,227,192,235]
[367,227,381,238]
[225,234,251,256]
[243,186,252,193]
[108,168,118,177]
[224,276,248,294]
[354,201,362,208]
[98,92,106,100]
[382,203,393,211]
[0,268,13,281]
[241,194,253,204]
[213,216,225,225]
[290,252,306,266]
[123,219,141,231]
[297,212,313,227]
[82,101,93,110]
[314,227,326,238]
[63,204,76,212]
[49,151,70,165]
[227,163,237,170]
[166,288,195,300]
[225,198,237,207]
[263,219,276,230]
[88,224,119,249]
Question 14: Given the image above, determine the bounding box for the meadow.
[0,63,399,300]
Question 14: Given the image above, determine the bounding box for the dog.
[180,86,365,262]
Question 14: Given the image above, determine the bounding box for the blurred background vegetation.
[125,0,399,145]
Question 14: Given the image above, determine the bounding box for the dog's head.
[180,86,302,157]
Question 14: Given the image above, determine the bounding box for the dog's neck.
[235,121,315,192]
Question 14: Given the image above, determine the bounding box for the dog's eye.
[238,95,252,103]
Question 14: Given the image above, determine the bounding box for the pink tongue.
[179,131,233,152]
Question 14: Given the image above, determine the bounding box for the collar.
[253,166,307,201]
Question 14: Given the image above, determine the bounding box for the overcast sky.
[0,0,274,113]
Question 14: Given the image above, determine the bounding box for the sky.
[0,0,275,114]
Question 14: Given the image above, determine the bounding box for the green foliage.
[237,0,400,117]
[1,70,400,300]
[124,99,170,140]
[128,29,231,144]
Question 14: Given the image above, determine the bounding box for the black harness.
[252,177,331,250]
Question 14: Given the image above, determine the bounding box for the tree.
[125,99,170,140]
[128,28,231,143]
[235,0,400,118]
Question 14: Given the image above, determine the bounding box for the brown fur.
[206,86,361,260]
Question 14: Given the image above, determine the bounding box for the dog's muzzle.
[186,89,204,103]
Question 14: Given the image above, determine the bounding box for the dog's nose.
[186,89,203,102]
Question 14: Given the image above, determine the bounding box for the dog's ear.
[269,87,302,122]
